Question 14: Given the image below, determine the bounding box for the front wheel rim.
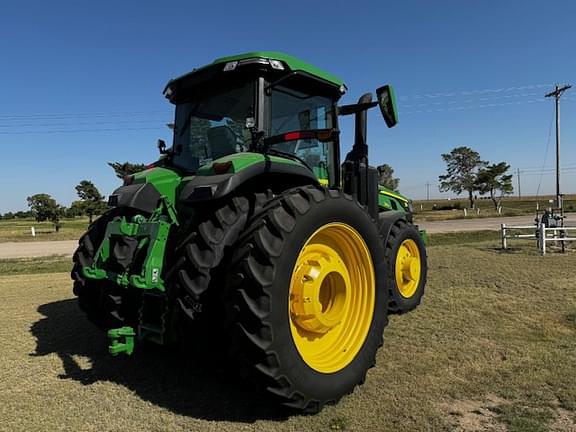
[289,222,375,373]
[395,239,422,298]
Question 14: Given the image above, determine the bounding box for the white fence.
[538,225,576,255]
[501,223,576,255]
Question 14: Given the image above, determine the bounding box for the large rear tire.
[385,220,427,314]
[71,210,140,331]
[224,185,388,412]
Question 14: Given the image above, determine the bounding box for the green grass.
[0,256,72,275]
[428,230,502,246]
[493,404,554,432]
[0,217,89,242]
[0,242,575,431]
[413,194,576,221]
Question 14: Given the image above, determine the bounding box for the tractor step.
[138,292,170,345]
[108,326,136,356]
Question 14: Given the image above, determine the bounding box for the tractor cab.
[163,52,345,186]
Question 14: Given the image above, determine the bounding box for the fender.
[378,210,407,246]
[108,183,161,214]
[179,160,318,202]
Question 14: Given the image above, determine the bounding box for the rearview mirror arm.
[337,101,378,116]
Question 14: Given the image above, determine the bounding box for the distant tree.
[14,210,33,219]
[75,180,107,223]
[26,194,63,232]
[108,162,147,179]
[439,146,487,209]
[2,212,15,220]
[65,201,86,218]
[476,162,514,209]
[376,164,400,191]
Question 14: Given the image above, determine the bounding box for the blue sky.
[1,0,575,212]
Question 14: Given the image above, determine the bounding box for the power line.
[401,91,543,108]
[399,83,555,100]
[0,110,170,120]
[401,98,547,115]
[0,119,170,128]
[0,126,167,135]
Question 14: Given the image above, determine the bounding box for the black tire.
[71,210,140,331]
[167,192,272,342]
[224,185,389,412]
[169,195,252,322]
[385,220,427,314]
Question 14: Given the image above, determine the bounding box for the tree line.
[0,152,513,227]
[0,162,145,229]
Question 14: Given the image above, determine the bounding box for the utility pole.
[545,84,571,210]
[516,168,521,199]
[426,182,430,201]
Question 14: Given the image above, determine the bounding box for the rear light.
[283,130,334,142]
[223,61,238,71]
[213,161,233,174]
[269,60,285,70]
[284,131,316,141]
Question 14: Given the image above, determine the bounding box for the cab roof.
[212,51,345,88]
[165,51,346,96]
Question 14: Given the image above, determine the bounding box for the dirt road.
[0,215,573,258]
[0,240,78,259]
[417,214,544,234]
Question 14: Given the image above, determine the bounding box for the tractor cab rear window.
[270,86,336,183]
[172,81,255,172]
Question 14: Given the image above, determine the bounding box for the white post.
[498,206,502,215]
[420,204,423,211]
[501,224,507,249]
[463,208,467,217]
[540,223,546,255]
[477,207,480,215]
[31,227,36,237]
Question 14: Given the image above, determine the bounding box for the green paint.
[419,230,429,245]
[196,152,303,176]
[213,51,345,88]
[83,197,179,293]
[108,327,135,356]
[387,85,399,126]
[132,167,181,204]
[378,185,411,213]
[379,185,409,203]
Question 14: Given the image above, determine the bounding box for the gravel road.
[0,240,78,259]
[1,215,573,258]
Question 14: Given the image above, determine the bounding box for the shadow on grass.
[30,299,291,423]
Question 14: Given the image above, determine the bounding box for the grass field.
[0,217,89,243]
[1,239,575,431]
[413,195,576,222]
[1,195,574,243]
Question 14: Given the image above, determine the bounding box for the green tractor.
[72,52,427,412]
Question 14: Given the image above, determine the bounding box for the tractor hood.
[108,153,318,213]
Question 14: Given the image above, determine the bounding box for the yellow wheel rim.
[395,239,422,298]
[289,223,375,373]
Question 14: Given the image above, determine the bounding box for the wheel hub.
[288,222,375,373]
[395,239,422,298]
[290,247,351,334]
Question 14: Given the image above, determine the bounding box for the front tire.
[385,220,427,314]
[224,186,389,412]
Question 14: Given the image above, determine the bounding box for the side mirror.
[157,139,167,154]
[376,85,398,128]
